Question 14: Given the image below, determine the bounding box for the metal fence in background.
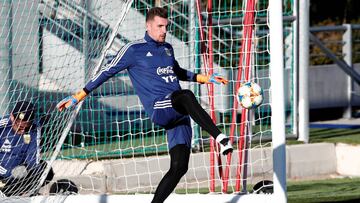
[310,24,360,65]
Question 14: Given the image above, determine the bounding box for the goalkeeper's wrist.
[196,74,209,84]
[82,87,90,94]
[73,89,88,102]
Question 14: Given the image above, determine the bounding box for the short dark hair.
[12,101,35,122]
[146,7,168,22]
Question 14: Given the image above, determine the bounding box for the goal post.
[269,0,287,201]
[0,0,289,202]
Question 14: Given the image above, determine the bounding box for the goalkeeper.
[57,7,232,203]
[0,101,54,197]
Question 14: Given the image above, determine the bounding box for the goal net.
[0,0,290,202]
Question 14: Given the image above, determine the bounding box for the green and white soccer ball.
[237,82,263,109]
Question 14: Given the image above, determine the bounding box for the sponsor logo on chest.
[157,66,174,75]
[157,66,177,83]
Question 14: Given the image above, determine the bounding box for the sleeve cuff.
[83,87,90,94]
[192,74,198,82]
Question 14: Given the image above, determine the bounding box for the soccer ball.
[237,82,263,109]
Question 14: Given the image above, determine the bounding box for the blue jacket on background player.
[0,116,39,178]
[0,101,54,196]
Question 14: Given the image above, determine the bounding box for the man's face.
[10,114,32,135]
[146,16,168,43]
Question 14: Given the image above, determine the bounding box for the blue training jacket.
[84,32,197,116]
[0,116,40,178]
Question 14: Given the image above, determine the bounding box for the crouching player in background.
[0,101,54,197]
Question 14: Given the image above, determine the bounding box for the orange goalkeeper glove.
[196,73,228,85]
[56,89,87,112]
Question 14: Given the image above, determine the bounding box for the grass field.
[286,128,360,145]
[288,177,360,203]
[309,128,360,144]
[173,177,360,202]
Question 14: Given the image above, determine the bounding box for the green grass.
[288,177,360,203]
[172,178,360,203]
[287,128,360,145]
[309,128,360,144]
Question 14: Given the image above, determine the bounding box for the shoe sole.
[222,147,233,155]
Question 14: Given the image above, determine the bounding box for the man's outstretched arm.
[56,44,135,111]
[173,59,228,85]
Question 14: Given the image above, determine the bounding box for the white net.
[0,0,291,201]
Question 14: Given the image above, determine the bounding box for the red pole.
[195,0,221,192]
[207,0,224,188]
[222,0,256,193]
[236,0,256,192]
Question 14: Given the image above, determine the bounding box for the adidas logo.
[146,52,153,57]
[0,139,11,153]
[4,139,10,145]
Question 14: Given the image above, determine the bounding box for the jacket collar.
[144,32,164,46]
